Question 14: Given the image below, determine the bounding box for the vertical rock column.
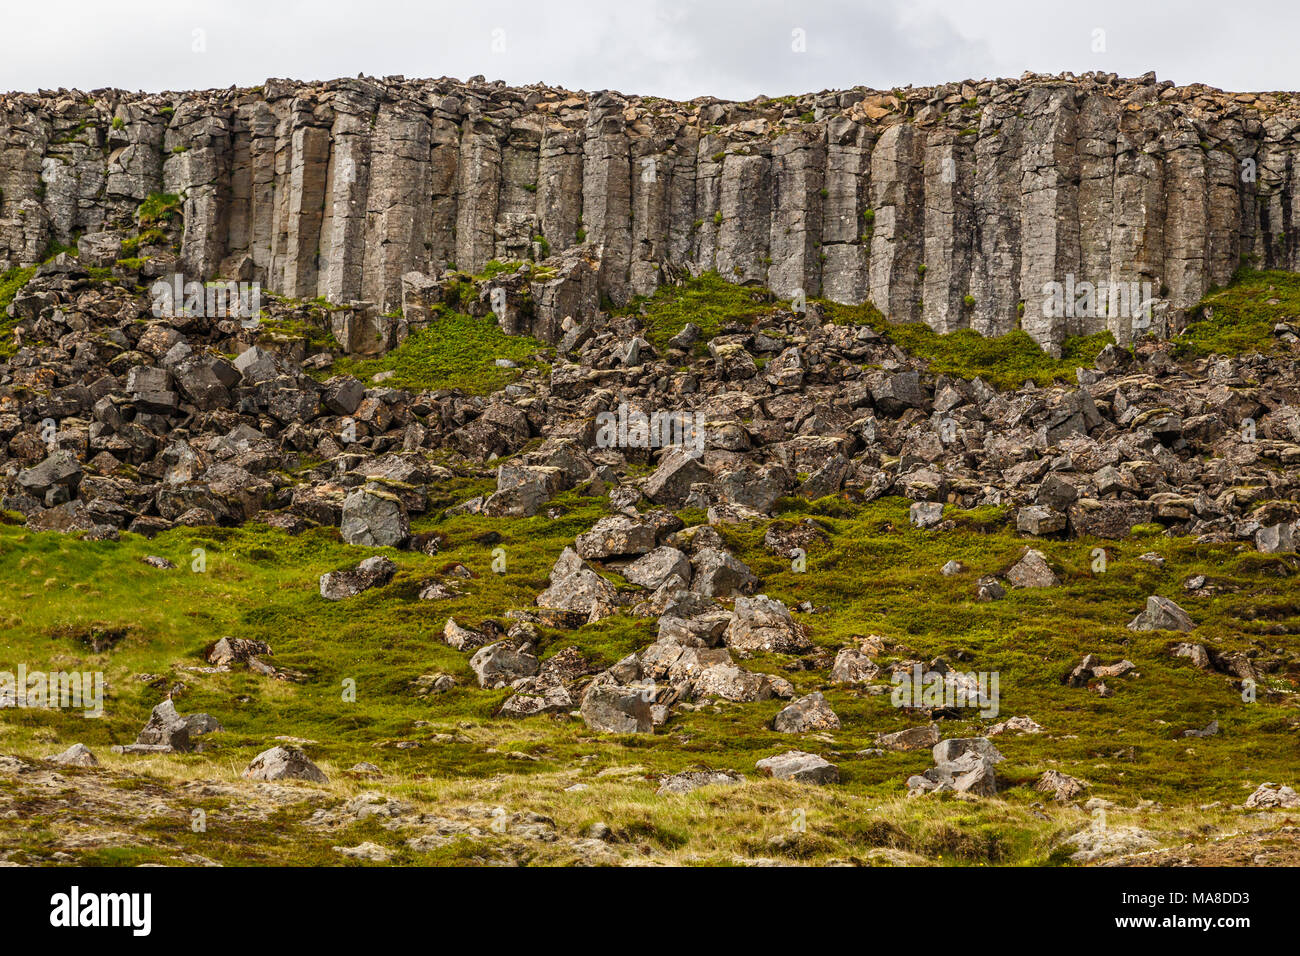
[536,121,583,257]
[767,127,825,300]
[819,116,872,305]
[454,115,502,275]
[869,122,924,325]
[716,147,772,286]
[1018,86,1081,354]
[922,130,975,332]
[582,92,633,306]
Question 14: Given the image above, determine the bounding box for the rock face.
[4,71,1292,354]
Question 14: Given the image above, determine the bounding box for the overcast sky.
[0,0,1290,99]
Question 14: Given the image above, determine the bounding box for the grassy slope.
[1,267,1298,865]
[1,496,1296,865]
[617,271,1115,389]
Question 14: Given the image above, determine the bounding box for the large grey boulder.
[622,546,692,590]
[906,737,1003,797]
[575,514,657,559]
[580,678,654,734]
[340,485,410,548]
[693,662,793,702]
[45,743,98,767]
[643,448,712,506]
[725,594,811,654]
[657,770,744,795]
[243,745,328,784]
[135,700,193,752]
[656,591,733,647]
[830,646,880,684]
[691,548,758,598]
[536,547,619,614]
[1256,523,1295,554]
[876,724,941,751]
[1128,595,1195,632]
[17,450,83,496]
[320,555,398,600]
[755,750,840,785]
[772,692,840,733]
[469,641,540,689]
[1006,548,1060,588]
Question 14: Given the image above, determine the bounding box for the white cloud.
[0,0,1293,97]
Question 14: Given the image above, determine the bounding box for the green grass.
[323,309,549,393]
[136,192,181,227]
[616,271,775,352]
[822,297,1115,388]
[0,492,1296,864]
[0,264,36,359]
[616,270,1113,387]
[1174,268,1295,357]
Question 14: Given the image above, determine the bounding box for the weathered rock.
[45,743,98,767]
[575,514,657,559]
[243,745,328,784]
[725,594,810,654]
[875,724,940,751]
[829,646,880,684]
[1006,548,1060,588]
[1128,595,1196,631]
[622,546,692,590]
[135,700,193,752]
[755,750,839,785]
[773,691,840,733]
[691,548,758,598]
[907,737,1003,797]
[656,770,745,795]
[1035,769,1088,801]
[319,555,397,600]
[340,485,410,548]
[580,678,654,734]
[468,641,540,689]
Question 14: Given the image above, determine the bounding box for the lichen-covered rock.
[243,745,329,784]
[755,750,839,785]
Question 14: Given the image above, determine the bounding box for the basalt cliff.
[2,70,1298,354]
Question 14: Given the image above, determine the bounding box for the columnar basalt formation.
[1,70,1294,353]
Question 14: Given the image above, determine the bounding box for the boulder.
[340,485,410,548]
[691,548,758,598]
[1006,548,1060,588]
[622,546,692,590]
[536,547,619,614]
[243,745,328,783]
[575,514,657,559]
[643,448,712,506]
[1128,595,1195,632]
[875,724,940,751]
[45,743,98,767]
[319,555,398,600]
[829,647,880,684]
[580,678,654,734]
[135,700,193,752]
[772,692,840,733]
[725,594,811,655]
[755,750,840,785]
[469,641,540,689]
[906,737,1003,797]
